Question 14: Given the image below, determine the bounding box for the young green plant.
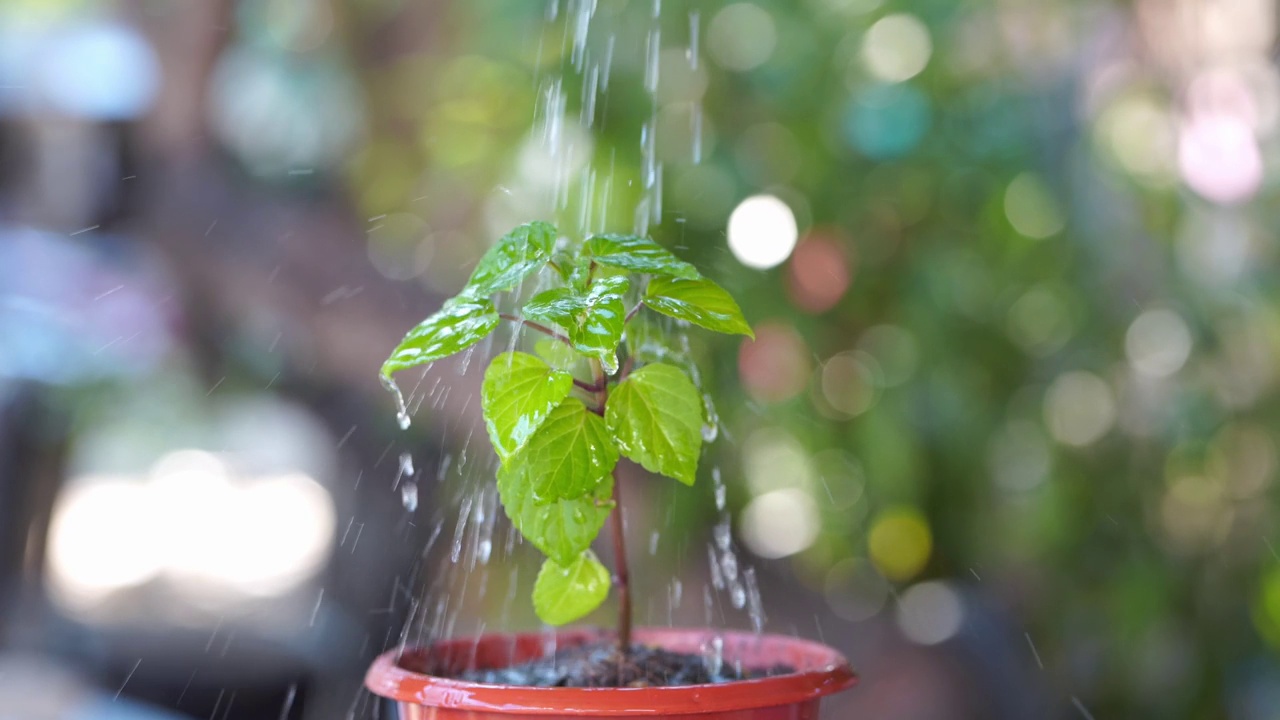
[381,221,752,651]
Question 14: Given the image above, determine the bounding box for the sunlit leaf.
[644,277,754,338]
[381,297,499,377]
[499,398,619,505]
[498,466,613,566]
[605,363,704,486]
[465,221,557,296]
[533,338,583,372]
[522,275,630,373]
[533,550,612,626]
[481,352,574,461]
[585,234,702,279]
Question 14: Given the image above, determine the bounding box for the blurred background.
[2,0,1279,718]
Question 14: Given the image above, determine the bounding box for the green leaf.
[465,221,557,296]
[644,277,754,338]
[499,399,619,505]
[481,352,574,461]
[585,234,702,279]
[498,466,613,566]
[533,338,582,372]
[533,550,611,626]
[496,398,617,565]
[605,363,704,486]
[381,297,500,377]
[522,275,630,373]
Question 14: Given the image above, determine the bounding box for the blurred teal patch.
[844,83,931,160]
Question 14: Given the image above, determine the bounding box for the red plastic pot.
[365,627,856,718]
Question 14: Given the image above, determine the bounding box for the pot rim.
[365,627,857,716]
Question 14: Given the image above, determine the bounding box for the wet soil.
[456,643,794,688]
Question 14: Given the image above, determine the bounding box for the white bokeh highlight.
[727,194,799,269]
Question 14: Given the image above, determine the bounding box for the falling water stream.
[374,0,766,692]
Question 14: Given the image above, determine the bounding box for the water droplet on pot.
[702,635,724,678]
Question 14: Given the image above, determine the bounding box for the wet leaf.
[585,234,702,279]
[465,221,557,296]
[522,275,630,373]
[605,363,703,486]
[481,352,574,461]
[533,550,612,626]
[381,297,500,377]
[643,277,754,338]
[499,398,618,505]
[498,459,613,566]
[533,338,582,372]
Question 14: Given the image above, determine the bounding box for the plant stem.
[625,302,644,324]
[498,313,571,345]
[590,358,632,656]
[610,467,631,655]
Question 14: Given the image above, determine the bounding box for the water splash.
[701,634,724,677]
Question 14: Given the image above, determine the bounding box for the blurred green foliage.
[314,0,1280,716]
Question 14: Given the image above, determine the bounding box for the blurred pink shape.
[1177,112,1263,205]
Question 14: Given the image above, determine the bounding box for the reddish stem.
[499,313,570,345]
[625,302,644,324]
[590,359,631,656]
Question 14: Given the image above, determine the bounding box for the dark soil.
[457,643,794,688]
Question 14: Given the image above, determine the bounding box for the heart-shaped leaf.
[381,297,500,377]
[481,352,574,461]
[498,464,613,566]
[499,399,619,505]
[533,550,612,626]
[585,234,702,279]
[522,275,630,374]
[605,363,704,486]
[465,221,557,296]
[644,277,754,338]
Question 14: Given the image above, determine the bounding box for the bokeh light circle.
[740,488,820,559]
[1125,309,1193,378]
[861,14,932,83]
[896,581,964,645]
[707,3,777,72]
[727,194,799,269]
[1044,371,1116,446]
[868,506,932,581]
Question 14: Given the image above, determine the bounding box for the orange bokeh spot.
[787,229,852,313]
[738,323,811,403]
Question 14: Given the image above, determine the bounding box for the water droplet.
[713,521,731,551]
[399,452,415,477]
[401,482,418,512]
[650,531,660,555]
[701,422,718,443]
[478,539,492,564]
[702,635,724,678]
[721,551,738,582]
[730,581,746,609]
[707,546,724,589]
[745,567,766,633]
[380,375,412,430]
[669,579,683,607]
[715,484,726,511]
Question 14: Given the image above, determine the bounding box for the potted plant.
[367,221,855,717]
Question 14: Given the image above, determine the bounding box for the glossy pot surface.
[365,627,856,718]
